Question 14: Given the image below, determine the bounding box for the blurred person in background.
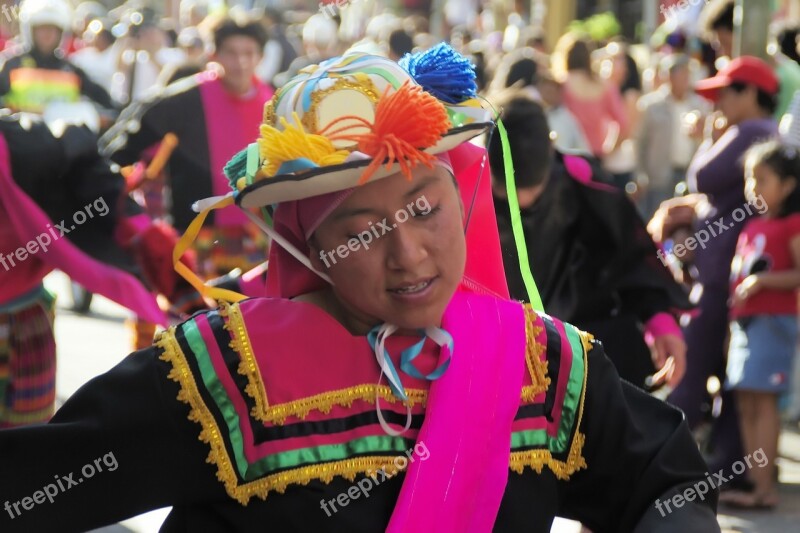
[387,28,414,62]
[489,93,690,392]
[768,22,800,118]
[557,34,629,168]
[700,0,735,61]
[100,15,273,348]
[69,19,116,94]
[273,13,339,88]
[600,41,641,192]
[0,0,115,114]
[489,48,590,154]
[111,8,186,106]
[255,7,298,86]
[176,27,208,65]
[637,54,708,218]
[650,56,780,482]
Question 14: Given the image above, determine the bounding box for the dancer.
[0,47,719,532]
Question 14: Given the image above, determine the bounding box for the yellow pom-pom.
[258,112,349,177]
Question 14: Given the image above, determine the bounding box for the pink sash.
[387,290,526,531]
[0,134,167,324]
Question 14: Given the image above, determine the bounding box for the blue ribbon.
[367,325,453,401]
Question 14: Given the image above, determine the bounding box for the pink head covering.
[265,144,509,300]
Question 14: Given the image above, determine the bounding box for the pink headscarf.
[265,143,509,300]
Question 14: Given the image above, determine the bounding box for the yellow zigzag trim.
[509,328,593,480]
[521,305,550,402]
[156,328,410,506]
[218,302,426,425]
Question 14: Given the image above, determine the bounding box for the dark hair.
[487,96,552,189]
[620,53,641,94]
[505,57,538,88]
[728,81,779,115]
[745,139,800,217]
[213,16,268,52]
[709,0,735,32]
[388,29,414,58]
[776,24,800,64]
[566,39,592,74]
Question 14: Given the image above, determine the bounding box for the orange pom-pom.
[353,81,450,184]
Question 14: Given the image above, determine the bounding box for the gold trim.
[260,385,427,425]
[219,302,427,425]
[156,329,409,505]
[262,96,277,127]
[303,77,380,136]
[220,302,271,421]
[521,306,550,402]
[509,326,591,480]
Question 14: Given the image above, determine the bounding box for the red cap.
[694,56,779,102]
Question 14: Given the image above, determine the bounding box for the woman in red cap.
[651,55,780,486]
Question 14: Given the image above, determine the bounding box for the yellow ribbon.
[173,195,248,304]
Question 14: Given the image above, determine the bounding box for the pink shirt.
[562,81,628,157]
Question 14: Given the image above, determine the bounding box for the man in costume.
[489,94,692,392]
[0,0,115,114]
[0,47,719,532]
[99,15,274,279]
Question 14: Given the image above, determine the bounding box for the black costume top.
[0,294,718,532]
[495,153,692,386]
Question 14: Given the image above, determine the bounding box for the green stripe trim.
[180,320,419,481]
[182,318,250,479]
[510,321,586,455]
[556,322,586,452]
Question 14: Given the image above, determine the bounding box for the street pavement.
[43,272,800,532]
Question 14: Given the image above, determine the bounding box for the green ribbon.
[497,119,544,312]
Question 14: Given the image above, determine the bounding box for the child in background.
[723,139,800,509]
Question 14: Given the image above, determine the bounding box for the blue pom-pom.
[399,43,477,104]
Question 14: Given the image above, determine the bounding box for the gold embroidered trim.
[219,302,271,421]
[156,329,411,505]
[521,305,550,402]
[509,326,591,480]
[259,386,427,425]
[217,302,427,425]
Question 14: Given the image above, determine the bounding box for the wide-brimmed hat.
[225,44,493,210]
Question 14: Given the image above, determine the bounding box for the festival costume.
[99,71,274,277]
[495,153,691,388]
[0,114,166,426]
[0,47,718,531]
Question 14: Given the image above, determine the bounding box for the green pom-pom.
[224,147,249,190]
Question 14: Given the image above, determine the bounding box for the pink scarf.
[0,134,166,324]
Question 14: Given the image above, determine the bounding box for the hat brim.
[236,122,492,209]
[694,74,732,102]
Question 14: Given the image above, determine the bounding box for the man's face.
[670,66,690,98]
[213,35,262,93]
[32,25,62,55]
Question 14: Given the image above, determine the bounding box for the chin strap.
[367,323,454,436]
